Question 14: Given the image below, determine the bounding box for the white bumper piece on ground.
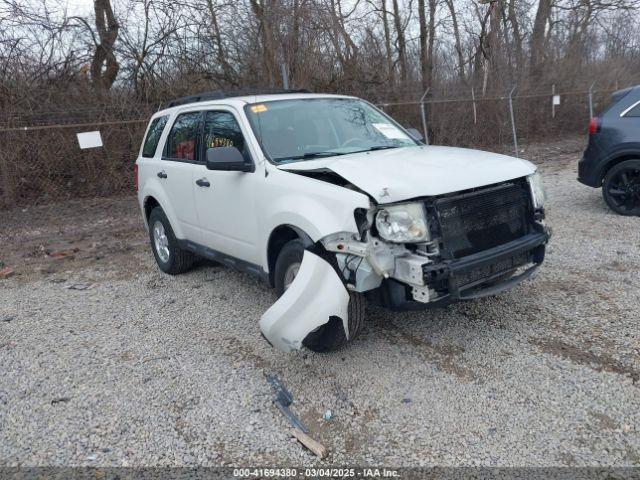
[259,250,350,353]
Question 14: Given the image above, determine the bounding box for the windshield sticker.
[372,123,410,140]
[251,104,268,113]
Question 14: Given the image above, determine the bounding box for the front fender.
[258,169,371,270]
[265,193,362,242]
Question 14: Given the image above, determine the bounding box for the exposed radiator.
[434,180,532,259]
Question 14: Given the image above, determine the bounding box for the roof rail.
[163,88,312,109]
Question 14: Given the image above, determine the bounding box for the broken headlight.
[528,171,547,209]
[375,202,429,243]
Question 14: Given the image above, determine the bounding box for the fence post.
[420,88,430,145]
[471,87,477,125]
[552,84,556,119]
[588,81,596,119]
[280,63,289,90]
[508,86,518,158]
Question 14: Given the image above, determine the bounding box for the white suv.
[136,91,549,352]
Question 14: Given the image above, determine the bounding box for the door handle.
[196,178,211,187]
[157,171,167,179]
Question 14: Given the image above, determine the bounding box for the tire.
[602,159,640,216]
[148,207,196,274]
[274,239,366,352]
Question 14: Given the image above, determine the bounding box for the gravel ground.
[0,138,638,467]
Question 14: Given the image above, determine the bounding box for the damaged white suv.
[136,91,549,353]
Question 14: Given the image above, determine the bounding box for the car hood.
[277,146,536,204]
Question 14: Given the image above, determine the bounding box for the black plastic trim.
[457,264,539,300]
[163,89,312,109]
[447,231,548,275]
[177,239,270,285]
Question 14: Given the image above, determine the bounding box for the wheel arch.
[266,225,314,287]
[598,152,640,185]
[139,187,184,239]
[144,195,161,221]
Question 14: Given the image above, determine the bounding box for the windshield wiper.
[344,145,400,155]
[273,151,347,163]
[366,145,399,151]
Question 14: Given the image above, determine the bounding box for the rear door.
[159,110,203,242]
[192,109,260,264]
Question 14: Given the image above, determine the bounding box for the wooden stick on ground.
[291,428,328,459]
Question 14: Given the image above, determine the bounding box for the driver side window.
[203,111,246,154]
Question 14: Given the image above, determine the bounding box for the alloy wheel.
[153,220,170,263]
[606,167,640,212]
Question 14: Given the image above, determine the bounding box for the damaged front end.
[261,175,550,352]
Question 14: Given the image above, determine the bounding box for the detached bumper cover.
[259,250,350,353]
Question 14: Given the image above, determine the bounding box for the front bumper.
[369,229,550,310]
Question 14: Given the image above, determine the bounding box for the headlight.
[375,202,429,243]
[528,171,547,209]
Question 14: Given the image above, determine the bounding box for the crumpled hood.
[278,146,536,204]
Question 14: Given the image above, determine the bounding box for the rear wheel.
[274,239,366,352]
[602,159,640,216]
[148,207,196,274]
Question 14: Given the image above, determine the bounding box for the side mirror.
[206,146,254,172]
[406,128,424,142]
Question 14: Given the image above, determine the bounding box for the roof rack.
[163,88,312,109]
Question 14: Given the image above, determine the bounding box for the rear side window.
[623,102,640,117]
[142,116,168,158]
[165,112,202,161]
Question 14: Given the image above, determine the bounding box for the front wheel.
[602,159,640,216]
[274,239,366,352]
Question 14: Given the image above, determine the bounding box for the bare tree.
[91,0,120,91]
[249,0,279,86]
[445,0,466,83]
[391,0,408,82]
[530,0,552,79]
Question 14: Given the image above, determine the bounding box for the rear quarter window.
[141,116,168,158]
[623,102,640,117]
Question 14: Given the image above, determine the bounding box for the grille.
[434,180,531,259]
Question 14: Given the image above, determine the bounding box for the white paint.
[259,250,350,352]
[553,95,561,106]
[279,145,537,203]
[77,131,103,149]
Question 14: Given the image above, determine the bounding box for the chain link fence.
[0,106,153,209]
[0,83,632,209]
[379,83,623,152]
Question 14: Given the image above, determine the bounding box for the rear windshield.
[142,116,168,158]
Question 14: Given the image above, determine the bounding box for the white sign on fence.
[552,95,561,106]
[77,131,103,149]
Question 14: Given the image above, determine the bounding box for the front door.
[193,109,260,264]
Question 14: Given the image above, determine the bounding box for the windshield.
[244,98,419,164]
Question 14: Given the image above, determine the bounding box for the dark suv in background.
[579,85,640,216]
